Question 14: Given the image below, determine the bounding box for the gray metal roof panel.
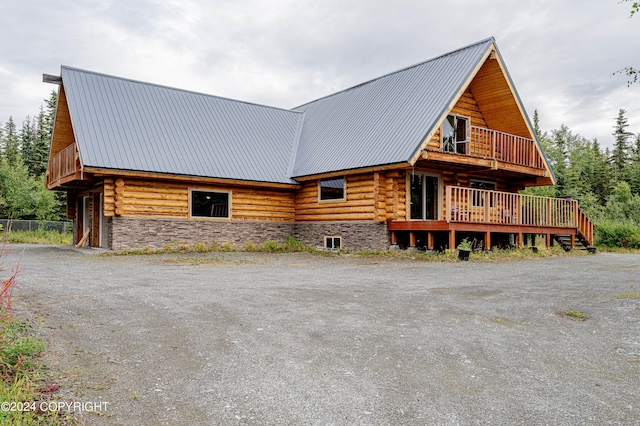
[291,37,495,177]
[62,66,302,184]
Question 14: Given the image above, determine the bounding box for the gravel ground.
[4,244,640,425]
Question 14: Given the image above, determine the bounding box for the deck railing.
[446,186,593,244]
[47,142,77,185]
[458,127,545,169]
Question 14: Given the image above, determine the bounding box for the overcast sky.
[1,0,638,149]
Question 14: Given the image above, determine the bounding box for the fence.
[0,219,72,233]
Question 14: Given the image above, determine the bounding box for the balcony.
[389,186,594,249]
[430,126,546,172]
[446,187,592,241]
[46,142,82,189]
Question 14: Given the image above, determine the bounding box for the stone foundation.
[107,217,391,252]
[110,217,295,251]
[293,221,390,252]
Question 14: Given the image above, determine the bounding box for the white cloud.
[1,0,638,146]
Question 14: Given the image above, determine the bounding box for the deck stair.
[553,234,595,252]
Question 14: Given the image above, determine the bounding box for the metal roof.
[291,37,496,178]
[60,37,543,184]
[61,66,303,184]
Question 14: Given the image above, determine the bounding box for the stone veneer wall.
[110,217,295,251]
[293,221,390,252]
[108,217,391,252]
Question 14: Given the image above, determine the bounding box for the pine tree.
[611,109,633,182]
[20,116,37,174]
[533,109,542,141]
[2,117,20,164]
[31,91,58,177]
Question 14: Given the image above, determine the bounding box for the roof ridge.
[286,112,306,178]
[60,65,304,116]
[292,37,495,110]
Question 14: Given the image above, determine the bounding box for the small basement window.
[324,235,342,250]
[319,177,345,201]
[190,190,230,218]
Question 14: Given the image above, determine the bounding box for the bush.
[594,220,640,248]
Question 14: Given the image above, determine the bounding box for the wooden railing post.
[446,186,452,222]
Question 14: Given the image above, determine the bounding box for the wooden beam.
[84,167,299,189]
[43,74,62,84]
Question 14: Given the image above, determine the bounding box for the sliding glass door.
[410,173,440,220]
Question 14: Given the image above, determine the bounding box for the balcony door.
[410,173,440,220]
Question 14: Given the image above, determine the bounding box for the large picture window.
[442,114,469,154]
[190,190,230,218]
[319,177,345,201]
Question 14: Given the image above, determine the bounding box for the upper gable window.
[190,190,230,218]
[442,114,470,154]
[319,177,345,201]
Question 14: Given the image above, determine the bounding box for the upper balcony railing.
[47,142,78,187]
[445,127,545,170]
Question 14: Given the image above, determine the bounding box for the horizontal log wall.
[295,173,376,221]
[295,171,410,223]
[103,177,295,222]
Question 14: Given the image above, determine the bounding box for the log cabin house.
[45,37,593,252]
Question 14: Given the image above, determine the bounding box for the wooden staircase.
[553,206,595,252]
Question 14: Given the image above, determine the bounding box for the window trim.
[189,188,232,220]
[318,177,346,202]
[441,114,470,154]
[324,235,342,251]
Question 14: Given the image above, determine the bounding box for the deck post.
[390,231,397,245]
[409,232,416,248]
[485,232,491,250]
[449,230,455,251]
[517,233,523,248]
[546,233,552,247]
[570,234,575,249]
[427,232,434,250]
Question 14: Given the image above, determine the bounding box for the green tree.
[614,1,639,85]
[31,92,58,178]
[1,117,20,164]
[20,116,36,174]
[611,109,634,182]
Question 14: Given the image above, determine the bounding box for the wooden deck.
[389,186,593,250]
[46,142,82,189]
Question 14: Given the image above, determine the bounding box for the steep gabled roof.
[57,37,550,185]
[290,37,496,178]
[61,66,303,184]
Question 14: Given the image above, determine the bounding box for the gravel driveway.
[5,245,640,425]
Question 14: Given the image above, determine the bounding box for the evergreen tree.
[2,117,20,164]
[20,116,37,174]
[533,109,542,141]
[591,139,613,204]
[611,109,633,182]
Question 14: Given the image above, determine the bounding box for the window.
[442,114,469,154]
[319,177,345,201]
[190,190,230,218]
[470,180,496,207]
[324,235,341,250]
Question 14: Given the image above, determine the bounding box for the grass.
[1,246,62,425]
[1,230,72,245]
[565,310,586,321]
[616,292,640,299]
[108,236,594,262]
